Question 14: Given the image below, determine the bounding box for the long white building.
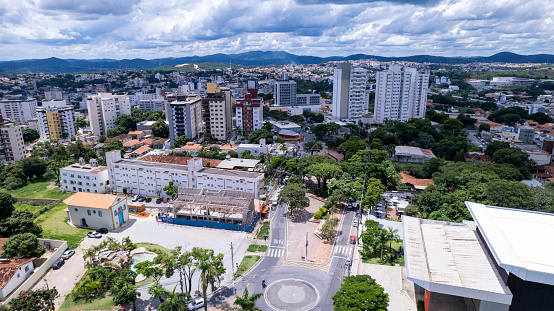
[166,96,203,142]
[86,93,131,136]
[0,98,38,125]
[332,63,367,121]
[106,151,264,198]
[60,158,109,193]
[374,66,429,124]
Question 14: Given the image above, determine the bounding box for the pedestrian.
[147,305,152,311]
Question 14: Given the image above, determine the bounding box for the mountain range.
[1,51,553,74]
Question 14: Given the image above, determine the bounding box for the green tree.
[99,135,107,143]
[9,288,58,311]
[173,135,191,148]
[115,114,137,131]
[192,247,225,311]
[485,141,510,157]
[0,210,43,238]
[151,119,170,138]
[107,125,127,138]
[278,183,310,216]
[111,270,140,311]
[158,285,189,311]
[320,217,339,242]
[2,233,46,258]
[422,157,441,178]
[18,157,48,180]
[233,287,262,311]
[22,128,40,143]
[164,181,179,199]
[529,112,553,124]
[492,148,530,168]
[369,138,383,150]
[361,178,386,210]
[442,118,464,131]
[478,123,491,132]
[247,129,273,144]
[305,162,342,190]
[0,192,16,219]
[332,275,389,311]
[76,116,89,128]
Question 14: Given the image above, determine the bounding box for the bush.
[3,176,26,190]
[314,211,323,219]
[319,207,327,216]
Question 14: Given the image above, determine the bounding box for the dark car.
[138,196,146,202]
[96,228,108,234]
[145,197,152,203]
[52,260,65,270]
[156,198,163,204]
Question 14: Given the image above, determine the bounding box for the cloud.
[38,0,140,16]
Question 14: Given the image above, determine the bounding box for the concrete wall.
[1,239,67,306]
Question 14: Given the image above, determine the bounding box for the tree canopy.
[1,233,46,258]
[332,275,389,311]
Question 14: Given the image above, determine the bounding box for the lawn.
[247,244,268,252]
[1,172,68,199]
[362,240,404,266]
[235,255,260,279]
[15,201,45,213]
[255,221,270,239]
[59,294,115,311]
[35,202,89,249]
[135,242,171,255]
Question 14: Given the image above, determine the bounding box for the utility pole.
[230,242,235,277]
[305,232,308,260]
[357,178,366,240]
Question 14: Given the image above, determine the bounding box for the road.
[208,203,358,310]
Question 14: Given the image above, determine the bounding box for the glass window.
[99,211,102,217]
[114,210,117,216]
[123,204,126,210]
[87,210,91,215]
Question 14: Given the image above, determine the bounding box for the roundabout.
[263,278,320,311]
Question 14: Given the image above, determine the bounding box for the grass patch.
[135,242,170,255]
[59,293,114,311]
[2,172,68,199]
[135,276,156,288]
[235,255,260,279]
[361,240,404,266]
[35,202,89,249]
[247,244,268,252]
[255,221,270,239]
[322,213,331,220]
[385,218,401,222]
[15,201,45,213]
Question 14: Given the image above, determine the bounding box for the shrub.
[319,207,327,216]
[314,211,323,219]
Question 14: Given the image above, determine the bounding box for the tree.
[136,260,165,303]
[442,118,464,131]
[529,112,553,124]
[50,145,71,184]
[151,119,169,138]
[370,138,384,150]
[278,183,310,216]
[22,128,40,143]
[164,181,179,199]
[0,192,16,219]
[115,114,137,131]
[361,178,386,210]
[164,248,195,295]
[192,247,225,311]
[320,217,339,242]
[99,135,107,143]
[478,123,490,132]
[2,233,46,258]
[233,287,262,311]
[107,125,127,138]
[247,128,273,144]
[0,210,43,238]
[305,162,342,190]
[10,288,58,311]
[492,148,530,168]
[332,275,389,311]
[18,157,48,180]
[173,135,191,148]
[485,141,510,157]
[76,116,89,128]
[158,285,189,311]
[112,269,140,311]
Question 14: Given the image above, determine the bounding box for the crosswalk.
[272,239,284,245]
[335,245,352,256]
[267,247,285,258]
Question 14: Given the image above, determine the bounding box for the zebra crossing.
[267,247,285,258]
[335,245,352,256]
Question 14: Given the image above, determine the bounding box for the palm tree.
[234,126,243,139]
[192,248,225,311]
[158,285,189,311]
[233,287,262,311]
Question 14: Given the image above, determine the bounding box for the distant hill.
[1,51,553,74]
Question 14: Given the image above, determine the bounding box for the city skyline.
[1,0,553,61]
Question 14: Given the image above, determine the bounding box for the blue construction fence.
[160,213,258,232]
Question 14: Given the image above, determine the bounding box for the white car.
[62,250,75,260]
[131,195,139,202]
[188,297,204,310]
[352,219,359,227]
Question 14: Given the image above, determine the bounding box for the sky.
[0,0,552,60]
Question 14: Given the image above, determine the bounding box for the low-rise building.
[391,146,435,163]
[64,192,129,229]
[237,138,270,157]
[75,133,99,145]
[0,239,35,299]
[60,158,109,193]
[269,120,301,133]
[216,156,260,170]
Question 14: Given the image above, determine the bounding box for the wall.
[68,205,116,229]
[1,239,67,306]
[161,214,257,232]
[0,262,34,299]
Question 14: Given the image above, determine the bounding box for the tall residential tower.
[86,93,131,136]
[236,89,263,137]
[332,63,367,120]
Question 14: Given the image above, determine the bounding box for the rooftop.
[63,192,120,209]
[123,139,141,147]
[131,145,151,155]
[466,202,554,286]
[60,163,107,174]
[395,146,436,157]
[199,167,263,178]
[403,216,513,305]
[0,257,35,290]
[400,172,433,189]
[138,155,222,167]
[216,157,260,169]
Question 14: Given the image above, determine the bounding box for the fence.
[160,214,258,232]
[16,198,56,204]
[32,197,66,219]
[1,239,67,306]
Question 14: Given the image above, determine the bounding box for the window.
[93,210,96,214]
[75,208,78,211]
[123,204,126,210]
[99,211,102,217]
[114,210,117,216]
[87,210,91,215]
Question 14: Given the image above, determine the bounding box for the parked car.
[345,257,352,266]
[156,198,163,204]
[138,196,146,202]
[62,250,75,260]
[131,195,139,202]
[352,219,359,227]
[87,232,102,239]
[96,228,108,234]
[163,198,170,203]
[145,197,152,203]
[347,203,353,209]
[188,297,204,310]
[52,260,65,270]
[350,235,356,244]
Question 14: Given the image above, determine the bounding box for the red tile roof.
[138,155,222,167]
[0,257,35,290]
[400,172,434,189]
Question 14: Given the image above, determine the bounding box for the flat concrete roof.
[216,158,260,169]
[467,201,554,286]
[403,216,512,305]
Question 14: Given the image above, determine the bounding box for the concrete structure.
[86,93,131,136]
[64,192,129,229]
[269,120,301,133]
[138,99,164,111]
[136,120,169,131]
[128,92,164,106]
[374,66,429,123]
[391,146,435,163]
[237,138,269,157]
[43,90,63,101]
[75,133,99,145]
[275,80,297,106]
[27,118,39,132]
[517,126,534,144]
[0,116,25,163]
[0,98,37,124]
[332,63,367,120]
[216,156,260,170]
[515,144,551,165]
[166,95,203,142]
[60,158,109,193]
[202,86,233,141]
[36,105,76,141]
[296,94,320,106]
[106,151,265,198]
[236,89,263,137]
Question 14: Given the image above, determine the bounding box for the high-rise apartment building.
[0,98,38,124]
[236,89,263,137]
[86,93,131,136]
[275,81,297,106]
[374,66,429,124]
[166,96,203,142]
[0,115,25,163]
[202,84,233,141]
[36,105,76,141]
[332,63,367,120]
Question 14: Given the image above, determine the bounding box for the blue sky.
[0,0,552,60]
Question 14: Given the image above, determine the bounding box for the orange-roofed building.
[400,172,433,190]
[129,145,151,159]
[128,130,145,139]
[123,139,141,151]
[180,142,202,152]
[64,192,129,230]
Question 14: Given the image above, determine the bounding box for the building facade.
[236,89,263,137]
[374,66,429,123]
[0,116,25,163]
[60,158,109,193]
[106,151,264,199]
[202,86,233,141]
[275,80,297,106]
[86,93,131,136]
[64,192,129,230]
[332,63,367,121]
[0,98,38,125]
[166,96,203,142]
[36,105,76,141]
[296,94,320,106]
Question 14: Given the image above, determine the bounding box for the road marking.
[282,260,332,273]
[267,248,284,258]
[273,239,284,245]
[335,245,352,255]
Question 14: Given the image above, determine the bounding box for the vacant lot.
[2,173,68,199]
[35,202,89,249]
